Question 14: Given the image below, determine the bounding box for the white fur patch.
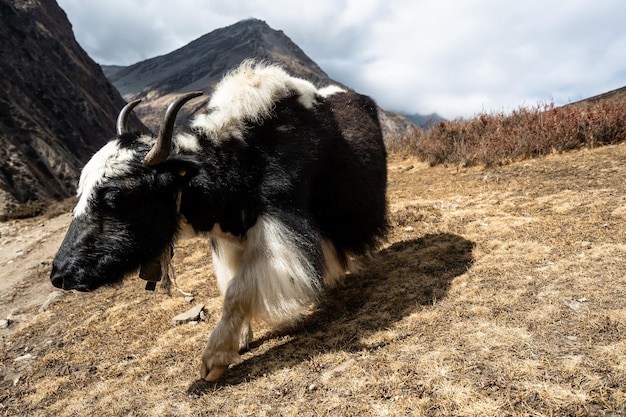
[211,237,244,295]
[174,132,200,153]
[74,132,197,218]
[73,140,138,217]
[190,61,320,142]
[213,215,322,323]
[318,85,346,98]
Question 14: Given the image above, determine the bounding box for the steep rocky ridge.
[104,19,329,98]
[0,0,145,219]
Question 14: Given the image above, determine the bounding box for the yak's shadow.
[188,232,474,394]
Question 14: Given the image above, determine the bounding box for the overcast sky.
[57,0,626,119]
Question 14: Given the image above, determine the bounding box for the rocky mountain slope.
[104,19,330,98]
[102,19,417,137]
[568,85,626,106]
[0,0,145,219]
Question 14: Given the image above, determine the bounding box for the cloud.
[58,0,626,119]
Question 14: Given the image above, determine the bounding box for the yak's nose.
[50,263,65,289]
[50,262,90,291]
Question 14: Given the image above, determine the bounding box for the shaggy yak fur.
[51,61,388,381]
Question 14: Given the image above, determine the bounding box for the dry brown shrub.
[394,99,626,167]
[0,200,49,222]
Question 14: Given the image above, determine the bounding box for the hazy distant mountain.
[101,19,417,137]
[401,112,447,129]
[0,0,145,218]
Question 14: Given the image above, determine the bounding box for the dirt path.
[0,213,71,328]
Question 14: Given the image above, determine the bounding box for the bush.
[388,99,626,167]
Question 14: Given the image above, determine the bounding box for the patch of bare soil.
[0,213,71,330]
[2,144,626,416]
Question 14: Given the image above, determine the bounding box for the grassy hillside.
[2,139,625,415]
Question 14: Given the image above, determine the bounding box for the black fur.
[51,88,388,291]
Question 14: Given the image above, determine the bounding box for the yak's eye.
[99,189,124,210]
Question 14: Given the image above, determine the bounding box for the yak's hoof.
[200,363,228,382]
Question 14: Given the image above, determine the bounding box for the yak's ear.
[154,156,200,185]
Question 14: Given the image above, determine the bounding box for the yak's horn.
[143,91,203,166]
[116,99,142,136]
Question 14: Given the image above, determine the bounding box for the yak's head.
[50,92,202,291]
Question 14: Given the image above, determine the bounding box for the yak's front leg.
[200,215,324,381]
[200,270,254,381]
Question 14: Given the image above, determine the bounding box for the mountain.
[378,109,419,136]
[105,19,330,97]
[568,85,626,106]
[102,19,416,137]
[0,0,145,219]
[401,112,447,129]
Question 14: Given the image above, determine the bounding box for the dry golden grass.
[2,143,626,416]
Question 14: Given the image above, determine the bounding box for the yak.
[51,61,388,381]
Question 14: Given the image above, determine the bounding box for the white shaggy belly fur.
[202,215,347,374]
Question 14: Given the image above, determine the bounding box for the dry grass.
[2,143,626,416]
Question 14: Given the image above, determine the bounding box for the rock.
[38,291,66,313]
[561,298,583,313]
[0,319,9,329]
[321,359,356,383]
[14,353,34,362]
[172,304,205,325]
[7,312,30,323]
